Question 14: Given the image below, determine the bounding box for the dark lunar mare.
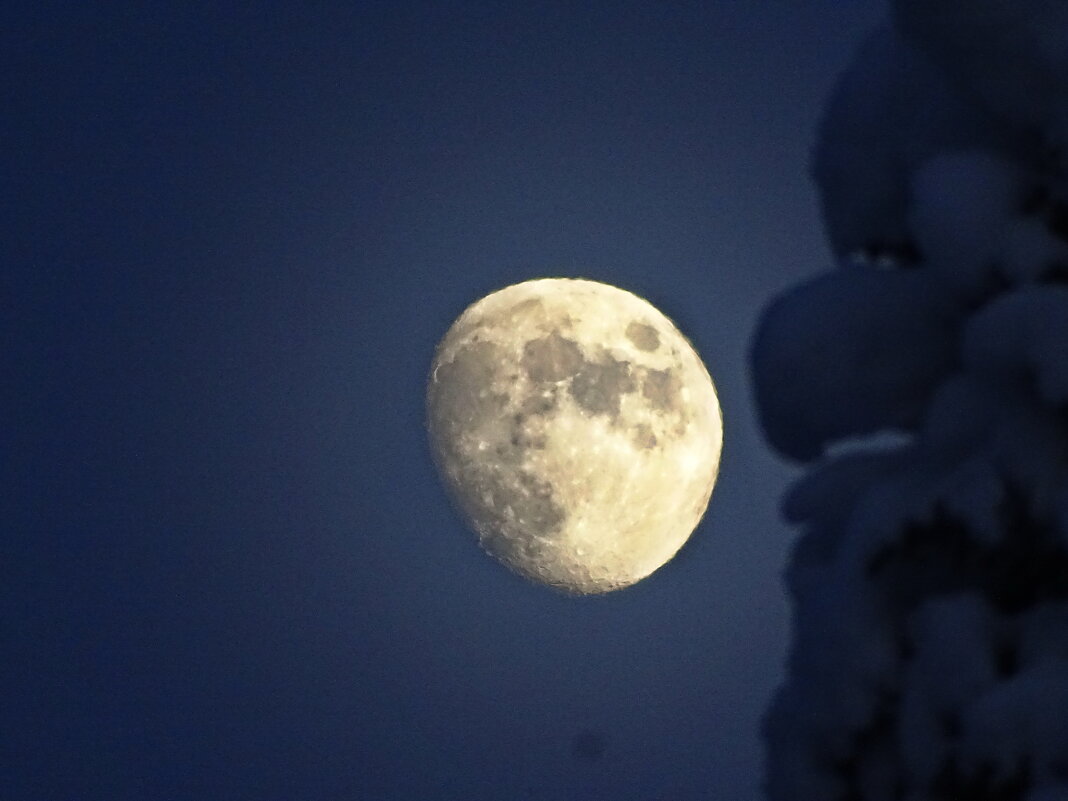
[428,339,569,575]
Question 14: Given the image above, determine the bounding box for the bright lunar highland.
[426,278,723,594]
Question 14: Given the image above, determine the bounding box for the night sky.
[8,3,882,799]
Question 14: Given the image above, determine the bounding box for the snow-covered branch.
[755,4,1068,799]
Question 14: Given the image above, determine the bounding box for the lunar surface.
[426,278,723,595]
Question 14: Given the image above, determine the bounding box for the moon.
[426,278,723,595]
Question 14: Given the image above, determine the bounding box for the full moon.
[426,278,722,595]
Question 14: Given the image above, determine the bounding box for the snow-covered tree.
[754,5,1068,800]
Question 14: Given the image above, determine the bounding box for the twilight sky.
[7,2,882,799]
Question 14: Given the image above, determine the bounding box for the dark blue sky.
[7,3,881,799]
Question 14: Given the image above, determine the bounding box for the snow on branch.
[754,4,1068,799]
